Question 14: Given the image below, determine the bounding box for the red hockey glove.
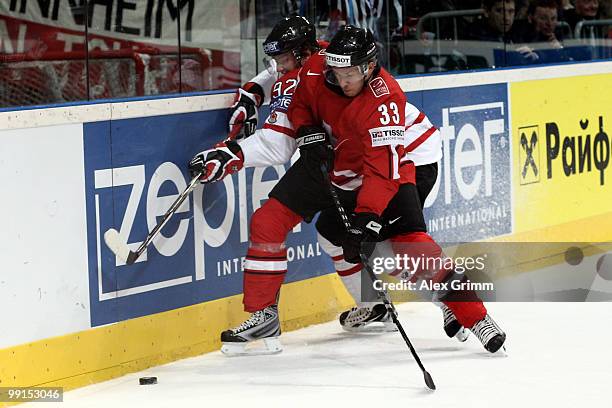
[188,140,244,183]
[342,212,382,264]
[228,89,260,140]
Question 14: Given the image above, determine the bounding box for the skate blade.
[455,328,469,342]
[342,321,398,333]
[490,343,508,357]
[221,337,283,356]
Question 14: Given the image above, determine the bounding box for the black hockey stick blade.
[126,250,140,265]
[424,370,436,390]
[391,307,437,391]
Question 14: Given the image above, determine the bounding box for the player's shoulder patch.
[369,77,390,98]
[368,126,407,147]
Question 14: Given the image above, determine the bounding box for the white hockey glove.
[188,140,244,183]
[228,88,259,140]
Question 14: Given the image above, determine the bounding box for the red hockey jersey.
[288,51,415,216]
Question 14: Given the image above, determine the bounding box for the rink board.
[83,112,333,327]
[1,61,612,396]
[406,84,512,242]
[510,74,612,236]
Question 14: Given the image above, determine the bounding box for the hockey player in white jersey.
[190,15,322,354]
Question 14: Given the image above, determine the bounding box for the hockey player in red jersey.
[286,25,506,353]
[190,14,506,353]
[224,18,448,335]
[202,15,397,337]
[192,25,505,355]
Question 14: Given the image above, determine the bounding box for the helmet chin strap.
[291,45,318,67]
[291,48,304,66]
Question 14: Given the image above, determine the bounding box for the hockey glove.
[228,89,259,140]
[188,140,244,183]
[343,212,383,264]
[296,125,334,173]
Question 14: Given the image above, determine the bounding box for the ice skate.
[220,305,282,356]
[441,304,469,342]
[339,303,397,332]
[469,313,506,353]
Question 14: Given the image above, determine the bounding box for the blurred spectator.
[565,0,606,38]
[313,1,397,64]
[509,0,573,63]
[517,0,568,18]
[466,0,517,41]
[565,0,600,25]
[511,0,563,45]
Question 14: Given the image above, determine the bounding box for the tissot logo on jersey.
[369,126,406,147]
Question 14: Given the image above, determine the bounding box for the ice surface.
[25,302,611,408]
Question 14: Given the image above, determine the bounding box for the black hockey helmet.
[325,25,377,69]
[263,15,317,58]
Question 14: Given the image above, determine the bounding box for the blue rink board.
[84,83,511,326]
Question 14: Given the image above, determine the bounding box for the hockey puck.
[564,246,584,266]
[139,376,157,385]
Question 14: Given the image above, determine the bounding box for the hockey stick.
[320,165,436,391]
[103,171,203,265]
[104,127,248,265]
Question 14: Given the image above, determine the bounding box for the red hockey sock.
[443,300,487,328]
[390,232,487,327]
[390,231,446,281]
[242,198,302,312]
